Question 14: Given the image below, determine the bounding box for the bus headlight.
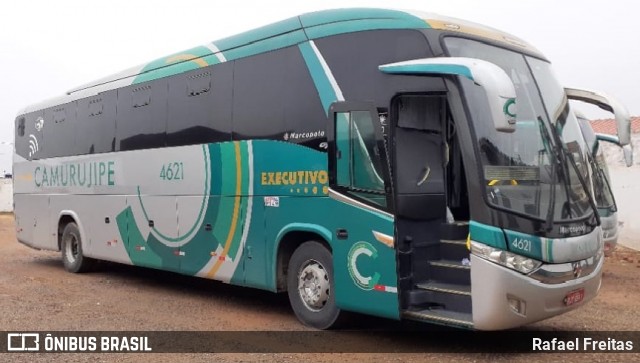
[471,241,542,274]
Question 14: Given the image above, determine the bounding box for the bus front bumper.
[470,252,603,330]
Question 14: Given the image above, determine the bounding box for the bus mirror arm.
[595,133,634,167]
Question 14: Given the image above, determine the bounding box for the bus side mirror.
[596,133,634,167]
[379,57,516,133]
[565,87,631,146]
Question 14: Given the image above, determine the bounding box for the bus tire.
[287,241,341,329]
[61,222,95,273]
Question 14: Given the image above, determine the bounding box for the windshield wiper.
[537,117,563,231]
[545,116,601,228]
[601,173,618,212]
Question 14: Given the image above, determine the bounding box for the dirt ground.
[1,213,639,362]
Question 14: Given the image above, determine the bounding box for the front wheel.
[287,241,341,329]
[61,222,95,273]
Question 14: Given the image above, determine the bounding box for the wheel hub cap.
[298,260,330,311]
[65,234,78,263]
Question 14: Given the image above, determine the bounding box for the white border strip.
[309,41,344,101]
[205,42,228,63]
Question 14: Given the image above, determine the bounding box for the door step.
[416,281,471,296]
[429,259,471,287]
[441,222,469,240]
[430,259,470,270]
[440,239,469,261]
[403,308,473,329]
[441,239,467,246]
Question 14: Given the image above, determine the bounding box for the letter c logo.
[347,241,381,290]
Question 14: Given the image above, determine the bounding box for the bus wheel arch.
[58,213,95,273]
[57,214,76,251]
[275,227,332,292]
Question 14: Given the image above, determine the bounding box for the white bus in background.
[567,88,634,255]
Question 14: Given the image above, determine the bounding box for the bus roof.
[19,8,541,115]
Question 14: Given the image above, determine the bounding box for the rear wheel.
[61,222,95,273]
[287,241,341,329]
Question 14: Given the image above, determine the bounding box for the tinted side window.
[43,103,77,158]
[334,110,386,208]
[284,47,327,150]
[17,117,25,137]
[166,61,233,146]
[232,49,288,140]
[315,30,442,104]
[76,90,117,155]
[116,78,168,151]
[337,111,385,192]
[14,116,27,159]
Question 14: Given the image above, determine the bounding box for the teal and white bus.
[569,98,632,255]
[575,111,620,255]
[14,8,608,330]
[566,88,633,255]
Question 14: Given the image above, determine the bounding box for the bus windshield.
[576,116,616,211]
[593,148,616,210]
[444,37,594,223]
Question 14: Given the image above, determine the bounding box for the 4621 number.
[511,237,532,253]
[160,162,184,181]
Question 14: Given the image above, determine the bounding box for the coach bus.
[575,111,619,255]
[565,88,633,256]
[572,105,631,255]
[14,8,606,330]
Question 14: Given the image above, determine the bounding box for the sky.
[1,0,638,173]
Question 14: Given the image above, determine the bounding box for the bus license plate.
[563,288,585,306]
